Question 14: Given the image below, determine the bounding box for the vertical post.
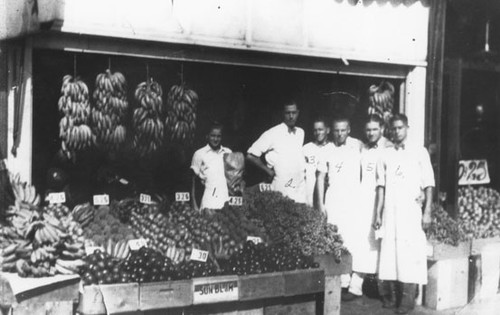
[323,275,341,315]
[0,42,7,157]
[404,66,427,147]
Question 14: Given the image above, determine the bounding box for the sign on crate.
[93,194,110,205]
[175,192,190,202]
[128,238,148,251]
[48,192,66,204]
[228,196,243,206]
[193,278,239,304]
[140,193,152,204]
[458,160,490,185]
[190,248,209,262]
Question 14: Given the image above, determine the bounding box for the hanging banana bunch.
[58,75,92,161]
[91,69,128,152]
[132,79,164,157]
[164,84,198,145]
[368,81,395,127]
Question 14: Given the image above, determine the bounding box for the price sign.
[128,238,148,251]
[193,278,239,304]
[190,248,209,262]
[458,160,490,185]
[246,236,263,245]
[175,192,190,202]
[48,192,66,204]
[93,194,110,206]
[140,193,152,204]
[259,183,272,192]
[118,178,129,185]
[85,246,105,256]
[228,196,243,206]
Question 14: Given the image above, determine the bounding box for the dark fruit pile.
[122,247,176,282]
[81,249,124,285]
[458,186,500,238]
[219,241,319,276]
[426,203,469,246]
[174,258,219,279]
[111,198,140,223]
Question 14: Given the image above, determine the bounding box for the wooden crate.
[192,275,240,305]
[468,241,500,301]
[263,294,317,315]
[283,269,324,297]
[239,272,284,301]
[313,253,352,276]
[470,237,500,255]
[78,283,139,315]
[426,240,471,260]
[140,279,192,310]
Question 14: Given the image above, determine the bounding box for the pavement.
[340,295,500,315]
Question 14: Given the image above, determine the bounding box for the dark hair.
[389,113,408,126]
[365,114,384,127]
[332,116,350,126]
[208,121,224,134]
[283,99,298,109]
[312,116,329,127]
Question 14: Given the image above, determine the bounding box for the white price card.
[259,183,272,192]
[128,238,148,251]
[175,192,190,202]
[118,178,129,185]
[48,192,66,204]
[93,194,110,206]
[190,248,209,262]
[140,193,152,204]
[228,196,243,206]
[193,278,239,304]
[458,159,491,185]
[246,236,263,245]
[85,246,105,256]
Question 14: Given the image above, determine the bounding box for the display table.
[0,272,80,315]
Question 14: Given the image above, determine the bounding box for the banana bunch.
[132,79,164,157]
[1,243,21,272]
[54,258,86,275]
[71,202,95,228]
[104,238,130,260]
[9,173,41,206]
[165,84,198,145]
[0,226,20,249]
[28,219,66,245]
[164,245,186,265]
[368,81,395,125]
[30,244,57,265]
[58,75,93,160]
[91,69,128,152]
[60,241,85,260]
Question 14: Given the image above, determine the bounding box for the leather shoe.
[341,291,361,302]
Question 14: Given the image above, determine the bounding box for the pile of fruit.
[165,84,198,145]
[82,205,135,246]
[426,203,469,246]
[58,75,93,160]
[458,186,500,238]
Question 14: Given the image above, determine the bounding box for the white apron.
[303,142,333,207]
[269,151,306,204]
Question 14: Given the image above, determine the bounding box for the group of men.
[191,99,434,315]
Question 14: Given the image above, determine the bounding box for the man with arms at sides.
[315,117,362,299]
[373,114,434,314]
[191,122,232,211]
[247,100,306,203]
[303,117,333,207]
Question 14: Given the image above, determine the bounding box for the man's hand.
[372,215,382,230]
[422,211,432,230]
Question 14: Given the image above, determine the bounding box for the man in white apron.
[247,101,306,203]
[316,117,362,298]
[303,117,333,207]
[191,123,232,210]
[373,114,434,314]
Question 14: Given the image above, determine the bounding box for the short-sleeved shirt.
[191,144,232,189]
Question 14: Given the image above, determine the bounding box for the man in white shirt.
[191,123,232,210]
[303,117,333,207]
[373,114,434,314]
[247,100,306,203]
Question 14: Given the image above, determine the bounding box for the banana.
[2,243,19,256]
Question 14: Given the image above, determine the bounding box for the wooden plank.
[192,275,239,305]
[190,301,263,315]
[313,253,351,276]
[468,254,482,302]
[263,295,316,315]
[283,269,324,297]
[471,237,500,255]
[427,240,471,261]
[323,275,341,315]
[239,272,284,301]
[98,282,139,314]
[425,258,469,310]
[478,245,500,299]
[78,285,106,315]
[140,280,192,310]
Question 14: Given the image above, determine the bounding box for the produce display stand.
[0,272,80,315]
[424,240,471,310]
[78,254,351,315]
[468,237,500,301]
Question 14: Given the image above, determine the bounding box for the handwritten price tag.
[190,248,209,262]
[176,192,190,202]
[228,196,243,206]
[458,160,490,185]
[246,236,263,245]
[259,183,272,192]
[128,238,148,251]
[93,194,110,206]
[140,193,152,204]
[85,246,105,256]
[48,192,66,204]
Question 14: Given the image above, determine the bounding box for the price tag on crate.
[175,192,190,202]
[85,245,105,256]
[190,248,209,262]
[228,196,243,206]
[246,236,263,245]
[259,183,272,192]
[48,192,66,204]
[128,238,148,251]
[93,194,110,206]
[458,159,490,185]
[140,193,152,204]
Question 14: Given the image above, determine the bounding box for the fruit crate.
[469,237,500,301]
[426,240,471,261]
[78,283,139,315]
[0,272,80,315]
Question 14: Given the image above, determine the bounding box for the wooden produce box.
[426,240,471,261]
[470,237,500,255]
[78,283,139,315]
[239,272,284,301]
[0,272,80,315]
[468,237,500,301]
[192,275,240,305]
[140,279,192,310]
[313,253,352,276]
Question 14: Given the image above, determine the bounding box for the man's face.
[313,121,329,144]
[207,128,222,149]
[365,121,383,145]
[283,104,299,128]
[390,120,408,143]
[332,121,350,146]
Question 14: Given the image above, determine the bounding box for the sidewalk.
[340,295,500,315]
